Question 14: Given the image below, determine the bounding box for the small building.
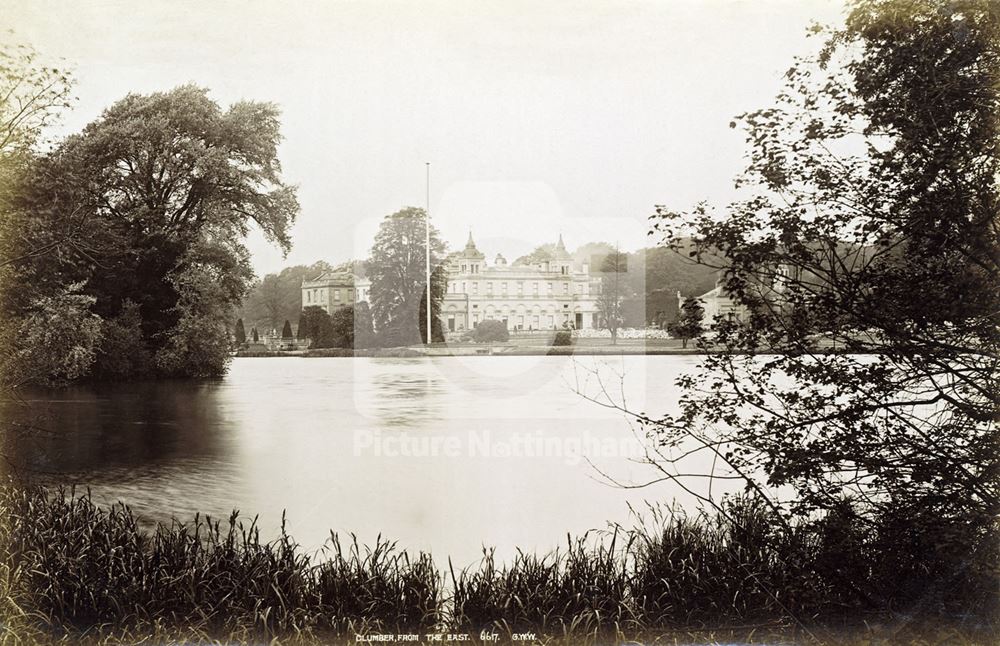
[301,271,371,314]
[681,278,748,328]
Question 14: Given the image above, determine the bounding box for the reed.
[0,484,994,644]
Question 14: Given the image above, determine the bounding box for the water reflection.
[1,380,233,477]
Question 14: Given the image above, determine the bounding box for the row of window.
[458,263,570,275]
[305,288,355,304]
[447,312,578,330]
[447,281,588,296]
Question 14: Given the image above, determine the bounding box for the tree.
[667,297,704,349]
[330,306,354,349]
[281,319,293,339]
[8,284,102,388]
[596,250,628,343]
[367,207,447,346]
[645,0,998,619]
[251,327,259,343]
[0,41,77,388]
[296,314,307,340]
[234,318,247,346]
[2,84,298,382]
[299,305,334,349]
[0,41,74,159]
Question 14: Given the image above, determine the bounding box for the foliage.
[6,284,102,387]
[0,41,74,158]
[281,319,293,339]
[251,327,259,343]
[367,207,447,346]
[0,40,76,391]
[472,319,509,343]
[647,0,998,560]
[234,318,246,346]
[92,299,152,381]
[154,249,237,378]
[329,306,354,349]
[299,305,334,349]
[2,84,298,384]
[667,297,704,349]
[553,330,573,346]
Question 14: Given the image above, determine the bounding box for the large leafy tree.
[4,84,298,380]
[367,207,447,346]
[0,41,77,387]
[645,0,998,616]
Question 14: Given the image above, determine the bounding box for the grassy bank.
[0,486,995,644]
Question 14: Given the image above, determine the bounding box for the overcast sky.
[7,0,848,276]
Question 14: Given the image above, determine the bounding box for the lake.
[0,355,727,567]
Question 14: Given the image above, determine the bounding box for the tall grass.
[0,485,440,643]
[0,484,995,644]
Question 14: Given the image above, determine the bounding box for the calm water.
[0,355,722,566]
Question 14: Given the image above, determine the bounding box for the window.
[547,282,553,294]
[486,282,493,294]
[462,282,467,293]
[461,264,467,273]
[334,289,341,301]
[472,282,478,294]
[533,282,539,295]
[563,283,569,294]
[517,281,523,295]
[561,266,567,275]
[501,282,507,294]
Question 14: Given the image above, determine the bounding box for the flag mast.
[425,162,432,345]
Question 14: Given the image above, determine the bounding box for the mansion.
[441,233,601,332]
[300,233,603,332]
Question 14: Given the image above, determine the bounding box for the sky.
[6,0,849,277]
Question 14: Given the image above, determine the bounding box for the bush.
[473,320,509,343]
[93,300,152,380]
[553,330,573,346]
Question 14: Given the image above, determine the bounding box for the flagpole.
[425,162,432,345]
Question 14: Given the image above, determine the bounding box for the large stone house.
[441,233,601,332]
[301,233,602,332]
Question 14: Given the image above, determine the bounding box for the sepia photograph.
[0,0,996,644]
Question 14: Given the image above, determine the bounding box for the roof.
[302,271,357,287]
